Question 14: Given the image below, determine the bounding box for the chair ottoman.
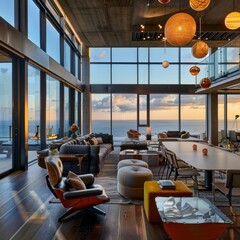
[117,166,153,199]
[144,181,193,223]
[117,159,149,170]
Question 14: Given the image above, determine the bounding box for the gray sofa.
[59,133,113,175]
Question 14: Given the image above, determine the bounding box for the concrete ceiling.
[57,0,240,48]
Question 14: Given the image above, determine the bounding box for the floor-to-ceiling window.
[181,95,206,136]
[150,94,179,133]
[0,58,12,174]
[27,0,40,47]
[28,64,40,150]
[64,85,69,136]
[227,95,240,131]
[0,0,14,27]
[46,75,60,139]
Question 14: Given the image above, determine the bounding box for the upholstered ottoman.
[144,181,193,223]
[117,166,153,199]
[117,159,148,170]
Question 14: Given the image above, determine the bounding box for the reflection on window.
[181,95,206,135]
[90,64,110,84]
[28,0,40,47]
[28,64,40,142]
[181,64,198,85]
[0,0,14,27]
[150,48,179,62]
[112,48,137,62]
[218,94,225,132]
[90,48,110,62]
[75,91,79,129]
[64,40,71,72]
[181,48,209,62]
[64,86,69,136]
[46,19,60,63]
[227,95,240,131]
[150,94,179,132]
[92,94,111,134]
[75,53,79,79]
[150,64,178,84]
[46,75,60,139]
[138,48,148,62]
[0,62,12,139]
[112,64,137,84]
[112,94,137,138]
[139,64,148,84]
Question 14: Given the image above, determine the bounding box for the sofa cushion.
[96,137,103,144]
[89,137,98,145]
[181,132,190,139]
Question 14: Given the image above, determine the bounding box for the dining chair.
[212,170,240,213]
[229,130,240,145]
[164,148,200,194]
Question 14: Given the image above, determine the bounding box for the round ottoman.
[117,165,153,199]
[117,159,148,170]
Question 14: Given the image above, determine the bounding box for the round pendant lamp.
[225,11,240,30]
[158,0,171,4]
[162,60,170,68]
[189,0,211,11]
[165,13,196,46]
[189,66,200,76]
[200,78,211,88]
[192,40,209,58]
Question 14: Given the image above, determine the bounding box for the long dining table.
[163,141,240,190]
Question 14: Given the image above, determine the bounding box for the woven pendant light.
[225,12,240,30]
[189,0,211,11]
[192,41,209,58]
[165,13,196,46]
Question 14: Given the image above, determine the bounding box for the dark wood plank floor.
[0,159,240,240]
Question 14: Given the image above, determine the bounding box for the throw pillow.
[89,137,98,145]
[96,137,103,144]
[67,171,86,190]
[181,132,190,139]
[158,132,168,138]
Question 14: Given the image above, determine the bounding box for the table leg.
[204,170,213,190]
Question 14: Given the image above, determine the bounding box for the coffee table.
[155,196,232,240]
[119,149,160,166]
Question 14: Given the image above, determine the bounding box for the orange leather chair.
[45,156,109,222]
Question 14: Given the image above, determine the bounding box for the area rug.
[95,150,240,208]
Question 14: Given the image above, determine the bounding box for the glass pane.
[75,53,79,79]
[139,48,148,62]
[0,61,13,173]
[112,64,137,84]
[150,48,179,62]
[139,64,148,84]
[28,64,40,150]
[64,40,71,72]
[150,94,179,133]
[139,95,147,125]
[112,94,137,141]
[181,64,198,85]
[92,94,111,134]
[28,0,40,47]
[90,64,110,84]
[181,48,209,63]
[75,91,79,129]
[46,75,60,140]
[181,95,206,136]
[64,86,69,136]
[46,19,60,63]
[150,64,179,84]
[218,94,225,142]
[90,48,110,62]
[227,95,240,132]
[0,0,14,27]
[112,48,137,62]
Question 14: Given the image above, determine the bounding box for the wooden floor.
[0,159,240,240]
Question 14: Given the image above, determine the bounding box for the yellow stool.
[144,181,193,223]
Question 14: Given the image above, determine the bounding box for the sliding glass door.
[0,54,12,174]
